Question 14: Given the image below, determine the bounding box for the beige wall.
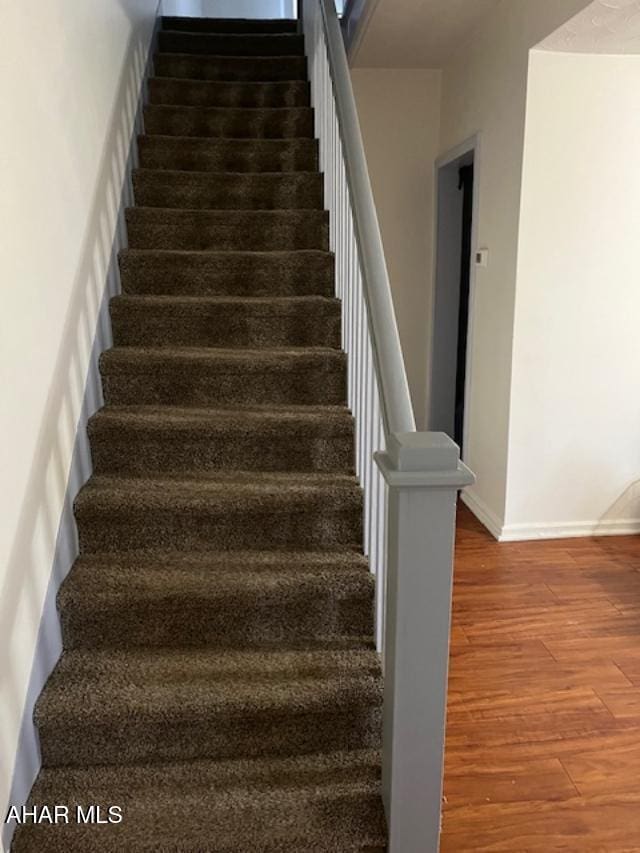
[438,0,590,531]
[0,0,158,834]
[351,68,442,428]
[505,50,640,539]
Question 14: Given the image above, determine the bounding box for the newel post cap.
[375,432,475,489]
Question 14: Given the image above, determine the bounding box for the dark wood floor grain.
[441,504,640,851]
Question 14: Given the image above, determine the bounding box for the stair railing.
[301,2,475,851]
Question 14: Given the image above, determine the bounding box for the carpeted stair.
[13,15,386,853]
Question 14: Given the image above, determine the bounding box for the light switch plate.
[475,248,489,267]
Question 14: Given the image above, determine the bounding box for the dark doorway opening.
[455,163,474,450]
[429,147,475,456]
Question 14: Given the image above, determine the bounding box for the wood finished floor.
[441,504,640,852]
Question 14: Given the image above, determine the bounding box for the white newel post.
[376,433,474,853]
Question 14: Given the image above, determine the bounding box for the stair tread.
[126,206,328,219]
[14,751,385,853]
[26,747,381,795]
[150,75,307,86]
[137,133,319,172]
[37,647,382,716]
[132,168,323,211]
[118,250,334,297]
[155,50,307,60]
[153,53,308,84]
[124,207,329,251]
[148,76,310,107]
[145,103,313,117]
[111,293,338,304]
[162,30,301,36]
[160,31,303,39]
[101,345,345,368]
[59,550,373,651]
[147,101,312,111]
[143,103,315,141]
[99,348,345,407]
[77,470,361,503]
[158,32,305,58]
[61,550,372,601]
[109,293,341,334]
[118,248,335,289]
[139,132,317,145]
[58,549,372,651]
[90,402,352,427]
[148,76,310,102]
[88,404,354,476]
[120,247,331,257]
[66,548,368,570]
[161,15,299,30]
[134,166,320,177]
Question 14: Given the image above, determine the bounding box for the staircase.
[13,16,386,853]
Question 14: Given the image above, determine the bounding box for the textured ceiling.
[352,0,500,68]
[538,0,640,53]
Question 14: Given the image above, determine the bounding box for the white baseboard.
[461,488,503,540]
[461,488,640,543]
[499,518,640,542]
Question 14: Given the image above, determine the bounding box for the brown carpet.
[13,15,386,853]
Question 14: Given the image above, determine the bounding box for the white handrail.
[316,0,416,438]
[303,0,393,650]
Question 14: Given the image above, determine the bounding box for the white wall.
[504,51,640,539]
[162,0,296,16]
[351,69,442,428]
[0,0,158,840]
[438,0,591,532]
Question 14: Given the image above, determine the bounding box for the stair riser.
[149,78,310,108]
[39,705,381,768]
[153,53,308,82]
[76,500,362,553]
[60,584,374,650]
[161,16,299,34]
[132,172,324,211]
[119,252,334,297]
[159,32,305,57]
[144,105,314,139]
[110,304,341,348]
[125,213,329,252]
[89,427,354,475]
[138,137,319,173]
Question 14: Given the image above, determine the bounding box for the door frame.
[427,133,481,461]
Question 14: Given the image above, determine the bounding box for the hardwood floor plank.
[562,743,640,797]
[441,793,640,852]
[446,685,609,721]
[447,725,640,765]
[597,686,640,719]
[444,757,577,809]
